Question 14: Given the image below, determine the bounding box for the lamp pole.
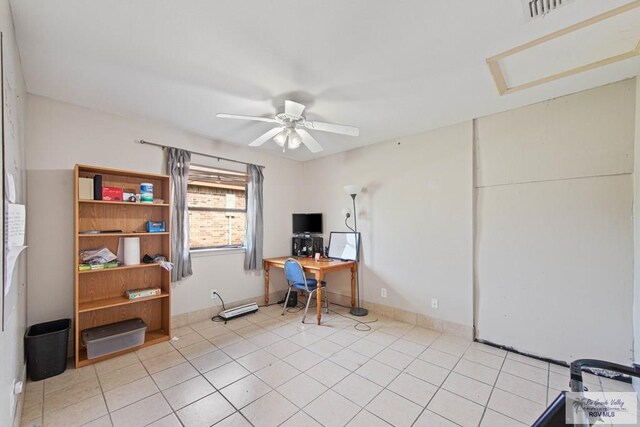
[344,185,367,317]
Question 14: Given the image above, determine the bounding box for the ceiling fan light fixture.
[272,128,288,147]
[288,130,302,149]
[219,100,359,153]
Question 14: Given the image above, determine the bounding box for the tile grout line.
[129,348,173,426]
[261,307,381,426]
[173,334,255,427]
[279,306,408,425]
[195,309,359,426]
[546,366,551,407]
[93,363,116,427]
[410,340,474,427]
[289,321,416,427]
[41,365,107,427]
[482,352,550,425]
[476,348,508,426]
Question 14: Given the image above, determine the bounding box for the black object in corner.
[24,319,71,381]
[287,291,298,307]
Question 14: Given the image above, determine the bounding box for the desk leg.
[350,264,356,307]
[315,271,324,325]
[264,262,270,305]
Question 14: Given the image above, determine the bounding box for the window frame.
[187,164,248,251]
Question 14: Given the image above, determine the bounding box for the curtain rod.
[137,139,265,169]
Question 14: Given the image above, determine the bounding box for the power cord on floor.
[210,291,228,324]
[259,296,378,331]
[330,308,378,331]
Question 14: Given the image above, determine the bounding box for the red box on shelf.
[102,187,124,201]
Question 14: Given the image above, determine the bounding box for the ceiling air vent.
[522,0,575,21]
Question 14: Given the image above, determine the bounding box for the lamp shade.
[288,130,302,149]
[273,128,288,147]
[344,185,362,196]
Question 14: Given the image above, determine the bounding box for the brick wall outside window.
[187,184,246,249]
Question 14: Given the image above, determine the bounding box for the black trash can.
[24,318,71,381]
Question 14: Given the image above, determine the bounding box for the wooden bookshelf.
[74,164,172,368]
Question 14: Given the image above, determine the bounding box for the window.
[187,164,248,250]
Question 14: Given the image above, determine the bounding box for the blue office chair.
[282,258,329,323]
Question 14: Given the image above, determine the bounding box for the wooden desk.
[263,257,357,325]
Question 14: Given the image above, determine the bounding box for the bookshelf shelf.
[78,263,161,274]
[78,232,169,238]
[78,292,169,313]
[79,200,169,207]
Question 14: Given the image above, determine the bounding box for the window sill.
[190,247,245,257]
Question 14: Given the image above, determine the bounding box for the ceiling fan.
[216,100,359,153]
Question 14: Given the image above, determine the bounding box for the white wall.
[25,95,305,330]
[302,122,474,328]
[475,80,636,364]
[299,79,636,365]
[0,0,28,424]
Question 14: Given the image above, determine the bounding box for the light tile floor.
[20,304,637,427]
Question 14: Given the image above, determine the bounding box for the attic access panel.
[487,1,640,95]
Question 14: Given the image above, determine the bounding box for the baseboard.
[360,299,473,339]
[172,289,473,340]
[172,291,282,329]
[11,364,27,427]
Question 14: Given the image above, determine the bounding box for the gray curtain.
[244,164,264,270]
[167,148,193,281]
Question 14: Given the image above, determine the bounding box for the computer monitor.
[328,232,360,262]
[292,213,323,234]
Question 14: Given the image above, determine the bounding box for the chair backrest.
[284,258,307,290]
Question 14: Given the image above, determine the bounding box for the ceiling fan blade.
[216,113,278,124]
[249,127,283,147]
[284,100,305,118]
[303,120,359,136]
[298,129,324,153]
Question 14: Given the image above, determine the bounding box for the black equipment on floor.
[532,359,640,427]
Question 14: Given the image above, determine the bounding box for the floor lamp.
[344,185,368,317]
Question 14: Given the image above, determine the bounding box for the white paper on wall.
[5,246,26,296]
[7,203,25,246]
[5,172,15,203]
[4,203,27,296]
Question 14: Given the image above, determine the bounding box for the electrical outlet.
[431,298,439,309]
[381,288,387,298]
[211,290,218,300]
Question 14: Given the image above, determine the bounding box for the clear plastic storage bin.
[81,318,147,359]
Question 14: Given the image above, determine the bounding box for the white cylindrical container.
[123,237,141,265]
[140,182,153,203]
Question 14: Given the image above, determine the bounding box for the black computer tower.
[292,236,323,256]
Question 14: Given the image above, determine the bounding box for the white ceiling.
[10,0,640,161]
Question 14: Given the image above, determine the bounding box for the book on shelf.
[125,287,162,299]
[78,262,119,271]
